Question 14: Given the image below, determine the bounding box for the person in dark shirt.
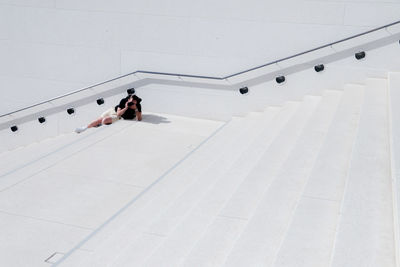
[115,94,142,121]
[75,94,142,133]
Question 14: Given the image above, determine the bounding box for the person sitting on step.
[75,94,142,134]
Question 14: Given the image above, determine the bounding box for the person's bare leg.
[87,118,104,128]
[101,117,113,125]
[76,117,107,133]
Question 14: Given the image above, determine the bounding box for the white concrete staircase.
[0,21,399,267]
[50,75,399,266]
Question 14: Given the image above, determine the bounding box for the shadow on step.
[141,114,171,124]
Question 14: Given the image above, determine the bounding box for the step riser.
[223,91,342,267]
[52,76,398,266]
[144,111,282,236]
[114,109,287,265]
[113,103,300,266]
[79,113,271,265]
[142,97,323,266]
[330,79,395,267]
[272,85,365,267]
[183,96,341,266]
[388,72,400,267]
[109,112,279,265]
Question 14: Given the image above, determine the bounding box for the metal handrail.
[1,19,400,118]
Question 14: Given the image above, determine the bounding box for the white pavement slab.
[0,171,144,229]
[0,212,90,267]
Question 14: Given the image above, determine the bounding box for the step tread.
[388,72,400,267]
[272,85,364,267]
[222,91,342,267]
[181,93,344,267]
[330,78,396,267]
[144,110,281,237]
[142,96,323,267]
[71,111,275,266]
[112,103,299,266]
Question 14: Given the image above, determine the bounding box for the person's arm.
[136,110,142,121]
[117,102,129,117]
[127,103,142,121]
[134,103,142,121]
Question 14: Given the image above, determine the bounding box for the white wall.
[1,0,400,114]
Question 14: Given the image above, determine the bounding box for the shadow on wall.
[141,114,171,124]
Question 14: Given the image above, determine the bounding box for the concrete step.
[142,112,280,233]
[144,108,288,236]
[0,121,135,192]
[388,72,400,267]
[63,111,267,266]
[81,109,280,266]
[181,94,337,267]
[0,113,224,267]
[112,102,299,267]
[141,95,322,267]
[330,78,395,267]
[271,85,364,267]
[222,90,342,267]
[0,131,77,173]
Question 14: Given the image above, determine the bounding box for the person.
[75,94,142,133]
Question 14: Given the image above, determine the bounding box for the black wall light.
[276,76,286,84]
[97,98,105,105]
[38,117,46,123]
[314,64,325,72]
[239,87,249,94]
[11,126,18,132]
[67,108,75,115]
[127,88,135,95]
[355,51,366,60]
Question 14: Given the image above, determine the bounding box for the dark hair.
[132,95,142,103]
[124,94,142,104]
